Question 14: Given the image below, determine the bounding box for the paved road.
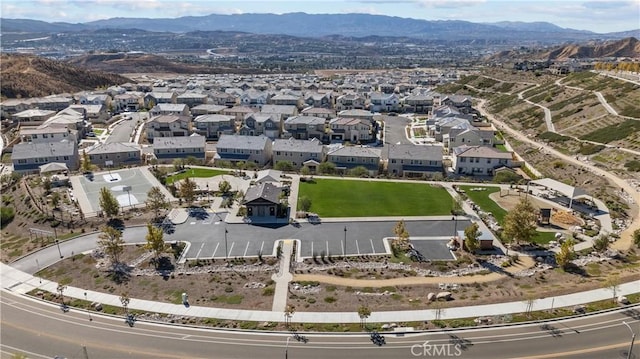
[106,113,146,144]
[382,115,412,148]
[1,291,637,359]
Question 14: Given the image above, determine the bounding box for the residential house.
[76,93,111,107]
[387,144,443,177]
[19,126,77,144]
[210,91,238,107]
[326,146,382,176]
[403,94,434,114]
[369,92,400,113]
[338,109,375,122]
[335,93,366,111]
[32,96,74,112]
[328,117,374,143]
[304,92,332,108]
[1,99,32,119]
[146,115,191,142]
[451,145,514,176]
[240,90,269,109]
[176,92,208,109]
[144,92,177,108]
[441,95,473,114]
[149,103,191,117]
[214,134,273,167]
[272,138,325,171]
[446,127,495,152]
[12,140,79,174]
[113,93,142,113]
[152,135,206,163]
[269,94,302,107]
[379,83,397,94]
[68,104,109,123]
[191,104,227,116]
[12,109,56,125]
[193,114,235,140]
[300,106,335,119]
[86,142,141,167]
[240,113,280,139]
[41,108,88,137]
[261,104,299,123]
[283,116,326,141]
[223,106,257,123]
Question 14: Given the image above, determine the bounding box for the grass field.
[458,186,506,223]
[166,168,227,184]
[298,179,453,217]
[459,185,557,244]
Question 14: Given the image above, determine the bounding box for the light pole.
[55,239,63,258]
[285,336,290,359]
[343,226,347,259]
[451,212,458,238]
[206,183,210,204]
[623,321,636,359]
[84,292,92,321]
[224,228,229,260]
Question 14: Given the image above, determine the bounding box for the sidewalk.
[2,263,638,324]
[271,240,294,312]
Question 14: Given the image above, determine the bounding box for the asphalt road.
[106,113,146,144]
[12,216,470,273]
[382,115,413,149]
[1,291,637,359]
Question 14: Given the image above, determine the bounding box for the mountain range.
[2,13,638,42]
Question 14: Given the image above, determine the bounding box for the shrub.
[1,206,15,227]
[324,296,337,303]
[262,287,275,296]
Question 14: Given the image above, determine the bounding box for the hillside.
[66,52,267,75]
[489,37,640,61]
[543,37,640,60]
[1,53,131,99]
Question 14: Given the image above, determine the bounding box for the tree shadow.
[107,262,132,284]
[188,207,210,220]
[448,334,473,351]
[621,308,640,320]
[107,218,125,232]
[540,324,563,337]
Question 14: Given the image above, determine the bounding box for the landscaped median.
[298,178,454,217]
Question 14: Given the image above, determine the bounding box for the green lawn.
[459,185,557,244]
[298,179,453,217]
[92,128,105,135]
[495,144,508,152]
[166,168,227,184]
[458,185,507,223]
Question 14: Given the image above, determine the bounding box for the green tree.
[464,222,480,253]
[604,274,621,303]
[99,187,120,218]
[119,292,130,314]
[145,186,170,220]
[218,180,232,195]
[394,220,410,249]
[274,161,294,172]
[0,206,15,228]
[349,166,369,177]
[179,177,197,206]
[184,156,199,166]
[633,228,640,248]
[555,237,576,270]
[357,305,372,328]
[318,161,336,175]
[298,195,312,212]
[173,158,184,172]
[98,225,125,264]
[51,191,61,209]
[592,234,610,253]
[145,223,167,266]
[300,165,311,177]
[42,177,52,194]
[502,198,538,245]
[81,149,92,172]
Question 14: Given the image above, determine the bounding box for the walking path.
[271,240,294,312]
[2,263,638,324]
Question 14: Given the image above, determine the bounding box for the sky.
[1,0,638,33]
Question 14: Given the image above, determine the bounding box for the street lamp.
[623,321,636,359]
[224,228,229,260]
[285,336,290,359]
[55,239,63,258]
[343,226,347,259]
[84,292,92,321]
[451,213,458,238]
[206,183,210,204]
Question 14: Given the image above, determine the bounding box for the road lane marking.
[228,242,235,256]
[310,241,314,256]
[260,241,265,256]
[195,243,204,259]
[370,238,375,253]
[355,239,361,255]
[243,242,250,257]
[326,240,329,256]
[211,242,219,258]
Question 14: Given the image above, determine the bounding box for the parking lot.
[167,211,471,260]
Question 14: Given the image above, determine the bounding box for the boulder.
[617,296,630,305]
[436,291,452,301]
[427,292,436,302]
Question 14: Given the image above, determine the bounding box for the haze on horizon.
[1,0,638,34]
